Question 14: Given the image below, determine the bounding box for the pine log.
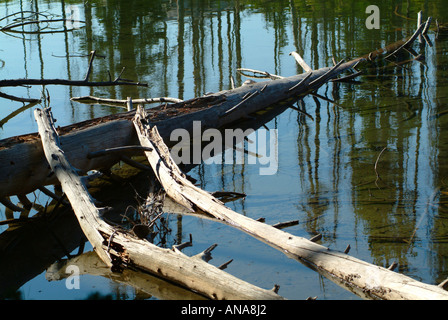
[34,107,285,300]
[133,106,448,300]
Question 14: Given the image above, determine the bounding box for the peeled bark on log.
[34,107,285,300]
[133,107,448,300]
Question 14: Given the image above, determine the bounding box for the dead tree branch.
[0,50,147,89]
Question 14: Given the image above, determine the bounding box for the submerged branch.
[374,146,387,188]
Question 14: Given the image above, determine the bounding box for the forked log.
[133,106,448,300]
[34,107,285,300]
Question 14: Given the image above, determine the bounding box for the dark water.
[1,0,448,300]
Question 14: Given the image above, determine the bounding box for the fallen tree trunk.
[133,106,448,300]
[34,107,285,300]
[0,59,358,199]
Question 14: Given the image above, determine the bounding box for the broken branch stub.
[289,51,313,73]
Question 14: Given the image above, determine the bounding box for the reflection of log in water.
[46,251,207,300]
[0,207,86,298]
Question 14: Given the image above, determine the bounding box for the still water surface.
[1,0,448,300]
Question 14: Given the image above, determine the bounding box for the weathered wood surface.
[0,59,358,199]
[34,107,114,266]
[133,107,448,300]
[34,107,285,300]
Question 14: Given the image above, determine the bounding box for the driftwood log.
[34,107,284,300]
[133,106,448,300]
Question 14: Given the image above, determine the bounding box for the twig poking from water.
[218,259,233,270]
[289,51,313,73]
[84,51,97,81]
[272,220,299,229]
[374,146,387,188]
